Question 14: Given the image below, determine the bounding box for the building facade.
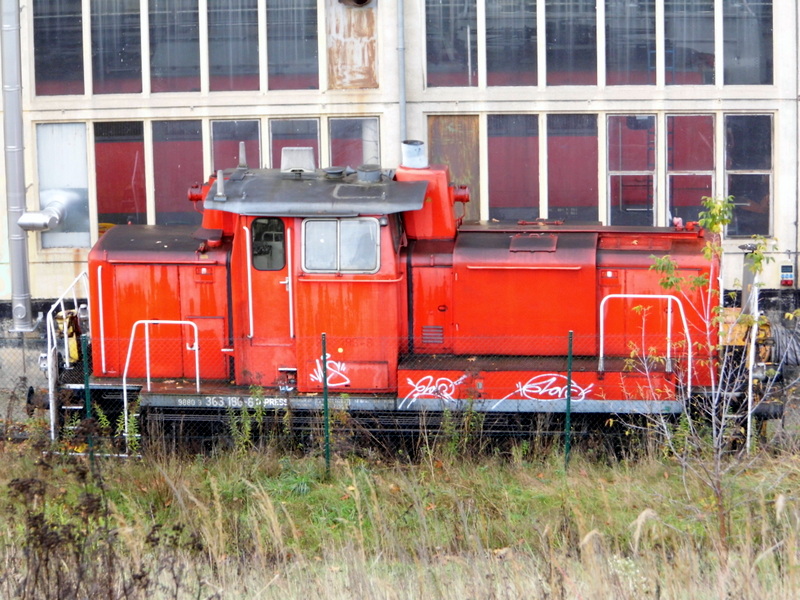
[0,0,796,304]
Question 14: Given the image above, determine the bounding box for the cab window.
[252,218,285,271]
[303,217,380,273]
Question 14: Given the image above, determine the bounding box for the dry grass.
[0,438,798,599]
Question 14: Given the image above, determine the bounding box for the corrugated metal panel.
[327,0,378,89]
[428,115,481,221]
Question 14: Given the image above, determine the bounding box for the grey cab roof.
[204,167,428,218]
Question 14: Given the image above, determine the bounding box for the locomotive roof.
[204,167,429,217]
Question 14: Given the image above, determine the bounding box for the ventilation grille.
[421,326,444,345]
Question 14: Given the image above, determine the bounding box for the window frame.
[301,217,381,275]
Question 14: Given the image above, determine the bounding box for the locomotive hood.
[204,167,429,217]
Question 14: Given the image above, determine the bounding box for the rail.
[45,272,90,441]
[598,294,693,399]
[121,320,201,451]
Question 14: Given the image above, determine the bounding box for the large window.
[726,115,772,237]
[664,0,715,85]
[94,122,147,226]
[36,124,90,248]
[547,115,598,222]
[267,0,319,90]
[329,118,380,168]
[149,0,200,92]
[608,115,655,226]
[488,115,539,221]
[426,0,477,87]
[303,218,380,274]
[152,120,204,225]
[606,0,655,85]
[487,0,536,86]
[34,0,84,95]
[667,115,714,224]
[723,0,773,85]
[92,0,142,94]
[270,120,320,168]
[209,0,259,91]
[546,0,596,86]
[212,120,261,171]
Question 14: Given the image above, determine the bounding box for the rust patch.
[428,116,481,222]
[327,0,378,89]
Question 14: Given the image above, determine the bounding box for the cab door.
[232,216,296,387]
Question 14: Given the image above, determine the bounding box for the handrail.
[243,225,255,338]
[598,294,693,399]
[121,320,200,451]
[97,265,106,373]
[45,272,90,441]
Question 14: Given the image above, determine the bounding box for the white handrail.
[598,294,693,400]
[45,272,90,441]
[243,225,254,338]
[121,320,201,451]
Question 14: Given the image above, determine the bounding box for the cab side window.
[252,218,285,271]
[303,218,379,274]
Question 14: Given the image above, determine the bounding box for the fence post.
[321,333,331,478]
[81,334,94,463]
[564,330,573,469]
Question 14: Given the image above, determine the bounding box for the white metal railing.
[599,294,693,400]
[45,272,90,441]
[122,320,201,452]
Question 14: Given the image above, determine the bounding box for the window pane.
[267,0,319,90]
[209,0,259,91]
[608,116,654,171]
[37,124,90,248]
[330,118,380,168]
[665,0,715,85]
[92,0,143,94]
[304,220,338,271]
[487,0,536,86]
[152,121,203,225]
[668,115,714,171]
[95,122,146,227]
[729,174,770,236]
[488,115,539,221]
[609,175,653,226]
[669,174,712,223]
[34,0,84,95]
[547,114,598,221]
[212,120,261,171]
[426,0,477,87]
[725,114,772,170]
[724,0,772,85]
[606,0,655,85]
[150,0,200,92]
[546,0,596,86]
[252,218,285,271]
[340,220,378,272]
[270,120,319,168]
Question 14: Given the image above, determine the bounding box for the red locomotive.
[41,141,782,444]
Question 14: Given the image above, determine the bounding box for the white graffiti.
[400,374,468,408]
[501,374,595,403]
[310,354,350,387]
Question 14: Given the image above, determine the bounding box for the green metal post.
[322,333,331,479]
[81,334,94,462]
[564,330,573,469]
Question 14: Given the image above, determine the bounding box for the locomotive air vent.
[280,147,316,177]
[339,0,374,6]
[421,326,445,345]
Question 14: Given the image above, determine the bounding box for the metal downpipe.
[2,0,35,331]
[397,0,407,141]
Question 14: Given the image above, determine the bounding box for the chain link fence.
[2,324,799,458]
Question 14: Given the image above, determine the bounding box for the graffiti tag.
[500,374,595,403]
[399,374,468,408]
[310,354,350,387]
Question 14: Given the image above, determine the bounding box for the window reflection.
[546,0,597,86]
[267,0,318,90]
[212,120,261,171]
[34,0,85,96]
[95,122,147,226]
[723,0,772,85]
[487,0,536,86]
[608,115,655,226]
[606,0,655,85]
[426,0,478,87]
[488,115,539,221]
[726,114,772,236]
[329,118,380,168]
[149,0,200,92]
[92,0,142,94]
[153,120,204,225]
[270,120,319,169]
[252,218,285,271]
[209,0,259,91]
[668,115,714,224]
[665,0,715,85]
[547,114,598,222]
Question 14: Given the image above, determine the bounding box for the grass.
[0,433,799,599]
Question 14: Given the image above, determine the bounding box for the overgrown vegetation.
[1,431,799,599]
